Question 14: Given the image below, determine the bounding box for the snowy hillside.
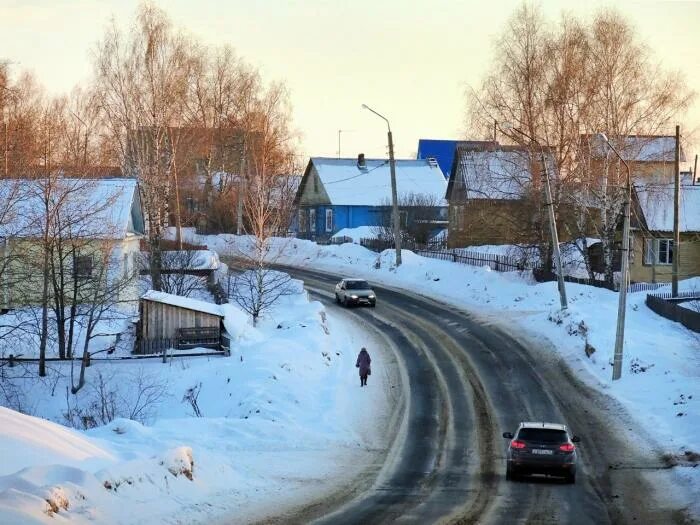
[0,277,395,524]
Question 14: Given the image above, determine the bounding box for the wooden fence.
[645,294,700,333]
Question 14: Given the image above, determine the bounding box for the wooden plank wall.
[141,299,221,340]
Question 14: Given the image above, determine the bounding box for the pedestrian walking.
[356,347,371,387]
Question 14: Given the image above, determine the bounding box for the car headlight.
[350,294,358,299]
[368,294,375,299]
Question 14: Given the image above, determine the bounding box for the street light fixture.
[501,122,567,310]
[362,104,401,266]
[598,132,632,381]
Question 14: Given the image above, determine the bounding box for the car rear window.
[517,428,568,443]
[346,280,370,290]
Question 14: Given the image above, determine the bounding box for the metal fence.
[645,294,700,333]
[628,282,667,294]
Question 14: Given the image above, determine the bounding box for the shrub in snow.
[629,357,655,374]
[44,486,70,516]
[584,341,596,358]
[161,447,195,481]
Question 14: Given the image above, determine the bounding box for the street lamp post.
[362,104,401,266]
[598,133,631,381]
[502,123,567,310]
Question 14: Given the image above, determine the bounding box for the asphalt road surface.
[249,265,694,525]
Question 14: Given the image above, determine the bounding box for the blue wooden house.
[294,155,448,241]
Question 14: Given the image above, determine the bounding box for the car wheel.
[370,302,376,308]
[506,465,515,481]
[335,293,340,304]
[565,471,576,484]
[343,296,349,307]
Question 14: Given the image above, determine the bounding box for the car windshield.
[346,280,370,290]
[517,428,568,443]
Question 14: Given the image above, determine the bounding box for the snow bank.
[331,226,378,242]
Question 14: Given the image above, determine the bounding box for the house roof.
[589,134,686,162]
[634,179,700,232]
[417,139,498,179]
[447,144,555,201]
[300,157,447,206]
[141,290,224,317]
[0,178,141,239]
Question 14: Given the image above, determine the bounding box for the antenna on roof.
[337,129,355,158]
[426,157,438,168]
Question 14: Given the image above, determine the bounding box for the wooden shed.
[137,290,228,354]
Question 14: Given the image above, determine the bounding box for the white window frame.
[643,238,674,265]
[309,208,316,233]
[325,209,333,232]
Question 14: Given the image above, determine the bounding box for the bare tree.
[94,3,192,290]
[228,82,298,325]
[138,249,209,297]
[467,5,694,281]
[373,192,444,245]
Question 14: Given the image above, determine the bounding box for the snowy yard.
[0,278,396,524]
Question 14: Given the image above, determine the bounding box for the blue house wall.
[298,204,385,239]
[417,139,460,179]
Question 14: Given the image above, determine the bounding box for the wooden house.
[137,290,229,354]
[629,177,700,283]
[0,177,144,309]
[294,155,448,241]
[445,142,562,248]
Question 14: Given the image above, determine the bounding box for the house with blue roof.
[294,155,448,242]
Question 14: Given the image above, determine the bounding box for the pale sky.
[1,0,698,162]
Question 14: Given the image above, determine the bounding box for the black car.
[503,422,580,483]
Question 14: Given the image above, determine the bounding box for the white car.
[334,278,376,307]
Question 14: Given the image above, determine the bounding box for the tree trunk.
[150,237,163,291]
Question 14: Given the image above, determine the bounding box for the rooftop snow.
[310,157,447,206]
[141,290,224,317]
[635,181,700,232]
[591,135,685,162]
[0,178,139,239]
[456,148,553,200]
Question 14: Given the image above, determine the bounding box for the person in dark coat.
[356,347,371,387]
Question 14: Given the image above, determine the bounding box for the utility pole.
[501,122,567,309]
[672,125,680,298]
[540,151,567,310]
[362,104,401,266]
[387,129,402,266]
[599,133,631,381]
[237,138,246,236]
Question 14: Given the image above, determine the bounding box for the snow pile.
[0,273,392,524]
[331,226,378,243]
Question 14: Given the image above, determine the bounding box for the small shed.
[137,290,228,354]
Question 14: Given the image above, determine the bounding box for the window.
[399,210,408,228]
[325,209,333,232]
[309,208,316,233]
[298,210,307,232]
[73,255,93,279]
[643,238,674,265]
[517,428,568,444]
